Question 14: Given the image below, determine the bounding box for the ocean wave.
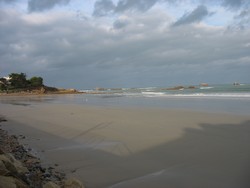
[126,92,250,99]
[199,87,214,90]
[173,93,250,98]
[141,91,166,97]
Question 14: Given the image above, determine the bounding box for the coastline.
[0,89,84,96]
[0,116,84,188]
[1,101,250,188]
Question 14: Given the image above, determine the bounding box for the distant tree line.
[0,73,44,92]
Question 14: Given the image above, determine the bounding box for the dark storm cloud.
[237,9,250,17]
[93,0,115,16]
[172,5,210,27]
[1,9,250,88]
[115,0,158,12]
[28,0,71,12]
[0,0,16,3]
[231,8,250,29]
[93,0,159,16]
[113,19,130,29]
[222,0,250,9]
[93,0,250,17]
[222,0,250,29]
[92,0,249,33]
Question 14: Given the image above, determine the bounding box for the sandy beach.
[0,100,250,188]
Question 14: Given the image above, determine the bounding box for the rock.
[19,135,26,139]
[0,149,4,155]
[25,158,41,165]
[69,89,77,92]
[64,178,85,188]
[95,87,106,91]
[11,135,18,139]
[43,181,60,188]
[0,154,28,175]
[0,154,18,175]
[43,172,51,178]
[233,82,240,86]
[163,86,184,90]
[12,154,28,174]
[200,83,209,86]
[0,160,9,176]
[40,87,46,94]
[48,167,54,170]
[188,86,196,89]
[0,117,7,122]
[0,175,28,188]
[0,127,67,187]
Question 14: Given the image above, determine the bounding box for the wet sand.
[0,102,250,188]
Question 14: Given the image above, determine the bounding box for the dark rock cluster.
[0,117,84,188]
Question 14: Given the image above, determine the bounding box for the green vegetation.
[0,77,8,91]
[0,72,44,93]
[0,72,78,94]
[9,73,29,88]
[29,76,43,87]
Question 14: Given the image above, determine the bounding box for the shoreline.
[1,93,250,116]
[1,102,250,188]
[0,117,85,188]
[0,91,85,96]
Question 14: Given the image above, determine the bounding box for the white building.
[3,76,11,81]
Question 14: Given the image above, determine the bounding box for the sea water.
[1,84,250,115]
[51,84,250,115]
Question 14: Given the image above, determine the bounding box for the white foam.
[165,93,250,99]
[141,92,166,97]
[199,87,214,90]
[126,92,250,99]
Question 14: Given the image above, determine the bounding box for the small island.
[0,73,80,95]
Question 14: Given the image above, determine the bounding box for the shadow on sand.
[78,120,250,188]
[2,118,250,188]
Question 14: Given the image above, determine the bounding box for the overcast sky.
[0,0,250,89]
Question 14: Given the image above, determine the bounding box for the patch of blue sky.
[0,0,27,14]
[0,0,21,8]
[67,0,94,16]
[204,7,236,26]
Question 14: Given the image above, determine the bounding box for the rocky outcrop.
[162,86,184,90]
[188,86,196,89]
[0,153,28,175]
[0,118,84,188]
[0,175,28,188]
[161,85,197,90]
[64,178,85,188]
[0,149,29,188]
[43,181,60,188]
[200,83,209,86]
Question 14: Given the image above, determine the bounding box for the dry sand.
[0,102,250,188]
